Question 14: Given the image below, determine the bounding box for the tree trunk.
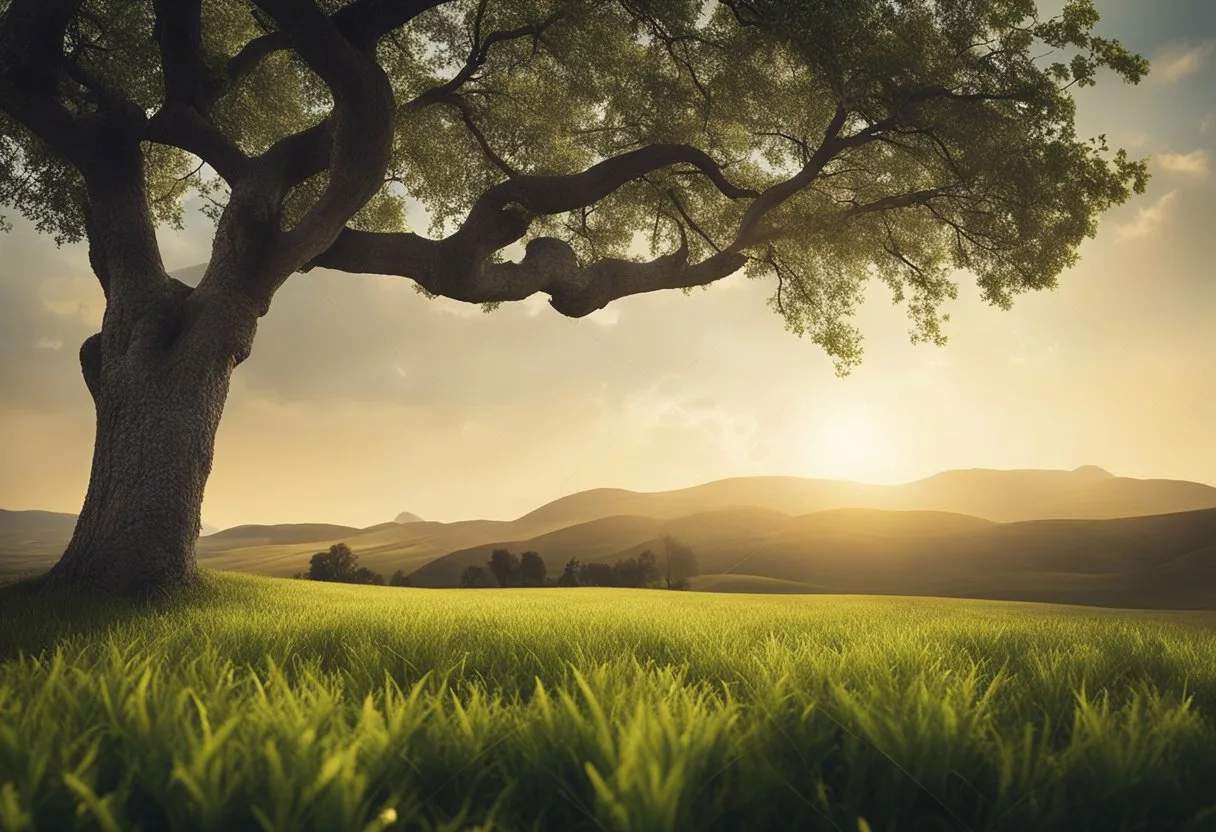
[46,288,256,594]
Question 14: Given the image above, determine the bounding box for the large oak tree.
[0,0,1147,592]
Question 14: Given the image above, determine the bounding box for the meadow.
[2,573,1216,831]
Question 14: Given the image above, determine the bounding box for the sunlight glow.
[798,400,902,483]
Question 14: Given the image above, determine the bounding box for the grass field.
[3,574,1216,831]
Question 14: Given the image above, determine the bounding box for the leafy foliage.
[558,557,582,587]
[662,536,698,590]
[0,0,1150,370]
[519,550,547,587]
[459,564,495,587]
[486,548,520,587]
[301,543,384,585]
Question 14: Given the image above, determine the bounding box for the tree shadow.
[0,573,213,661]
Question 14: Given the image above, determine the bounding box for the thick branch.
[153,0,213,110]
[2,0,174,316]
[144,0,254,183]
[0,0,92,167]
[310,143,758,316]
[314,228,748,318]
[146,105,249,183]
[229,0,449,83]
[250,0,396,274]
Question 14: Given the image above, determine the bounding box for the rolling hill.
[411,505,1216,608]
[4,467,1216,600]
[515,466,1216,527]
[0,510,79,577]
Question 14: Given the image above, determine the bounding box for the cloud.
[1157,150,1211,177]
[1152,41,1214,84]
[1202,114,1215,134]
[1115,191,1177,241]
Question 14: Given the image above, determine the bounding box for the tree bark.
[46,283,258,594]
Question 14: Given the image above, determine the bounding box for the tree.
[579,561,616,587]
[519,551,547,587]
[304,542,385,584]
[612,556,640,588]
[487,548,520,588]
[0,0,1148,593]
[637,550,659,587]
[306,543,360,582]
[662,537,698,590]
[557,558,581,587]
[389,569,412,587]
[352,566,385,585]
[460,564,494,587]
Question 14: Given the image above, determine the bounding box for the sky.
[1,0,1214,530]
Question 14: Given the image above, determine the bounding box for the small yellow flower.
[378,807,398,825]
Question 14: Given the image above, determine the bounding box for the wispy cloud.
[1152,40,1214,84]
[1158,150,1211,176]
[1115,191,1177,241]
[1201,114,1215,134]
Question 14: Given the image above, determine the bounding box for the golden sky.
[1,0,1213,529]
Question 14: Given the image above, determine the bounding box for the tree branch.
[229,0,449,82]
[446,95,517,176]
[844,188,950,218]
[153,0,214,110]
[404,7,567,111]
[309,142,759,315]
[0,0,92,167]
[145,105,249,183]
[728,103,849,250]
[249,0,396,276]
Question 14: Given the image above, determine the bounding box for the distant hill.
[203,523,361,545]
[394,512,425,524]
[193,518,520,577]
[5,467,1216,598]
[516,467,1216,527]
[0,510,78,577]
[408,507,994,588]
[411,505,1216,608]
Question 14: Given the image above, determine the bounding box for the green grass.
[3,574,1216,831]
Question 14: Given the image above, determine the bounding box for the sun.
[798,400,901,483]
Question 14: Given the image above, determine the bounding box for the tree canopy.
[0,0,1150,593]
[303,542,384,584]
[1,0,1147,370]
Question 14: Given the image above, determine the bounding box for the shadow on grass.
[0,573,221,660]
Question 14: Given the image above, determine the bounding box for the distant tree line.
[459,549,547,588]
[460,537,698,590]
[295,543,411,587]
[296,537,698,591]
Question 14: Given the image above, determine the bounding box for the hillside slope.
[516,467,1216,527]
[5,467,1216,587]
[413,506,1216,608]
[0,510,79,576]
